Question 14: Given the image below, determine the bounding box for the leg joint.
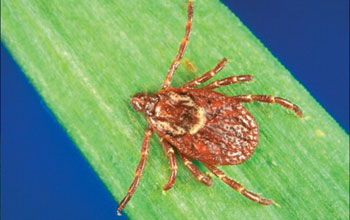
[247,95,253,102]
[135,172,142,177]
[237,186,244,193]
[184,160,192,166]
[166,148,175,155]
[197,174,204,181]
[218,174,226,180]
[170,166,178,171]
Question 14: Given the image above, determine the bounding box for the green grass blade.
[1,0,348,219]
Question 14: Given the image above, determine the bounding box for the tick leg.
[204,164,275,206]
[202,75,253,90]
[180,154,213,186]
[160,138,178,192]
[182,58,228,88]
[117,127,153,216]
[162,0,194,89]
[233,95,302,118]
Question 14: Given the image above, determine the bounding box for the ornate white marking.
[150,117,186,135]
[239,155,246,160]
[228,151,241,157]
[155,105,161,117]
[167,91,195,107]
[189,107,207,134]
[250,120,257,128]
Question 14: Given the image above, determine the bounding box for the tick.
[117,0,302,215]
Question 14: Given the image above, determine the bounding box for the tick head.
[131,93,159,116]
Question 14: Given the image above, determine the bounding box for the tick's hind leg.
[117,127,153,215]
[233,95,302,118]
[204,164,275,206]
[180,154,213,186]
[160,138,178,192]
[183,58,227,88]
[162,0,194,89]
[202,75,253,90]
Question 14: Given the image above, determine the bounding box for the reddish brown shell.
[147,88,259,165]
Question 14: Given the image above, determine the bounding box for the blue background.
[1,1,348,219]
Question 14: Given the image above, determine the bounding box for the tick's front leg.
[162,0,194,89]
[117,127,153,215]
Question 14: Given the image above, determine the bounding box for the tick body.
[148,88,259,166]
[117,0,302,215]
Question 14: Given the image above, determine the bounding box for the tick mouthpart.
[130,93,159,115]
[130,93,146,112]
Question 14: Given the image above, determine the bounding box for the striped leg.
[204,164,276,206]
[183,58,228,88]
[202,75,253,90]
[233,95,302,118]
[180,154,213,186]
[160,138,178,192]
[162,0,194,89]
[117,127,153,215]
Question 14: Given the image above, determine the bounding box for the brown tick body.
[117,0,302,215]
[148,88,259,166]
